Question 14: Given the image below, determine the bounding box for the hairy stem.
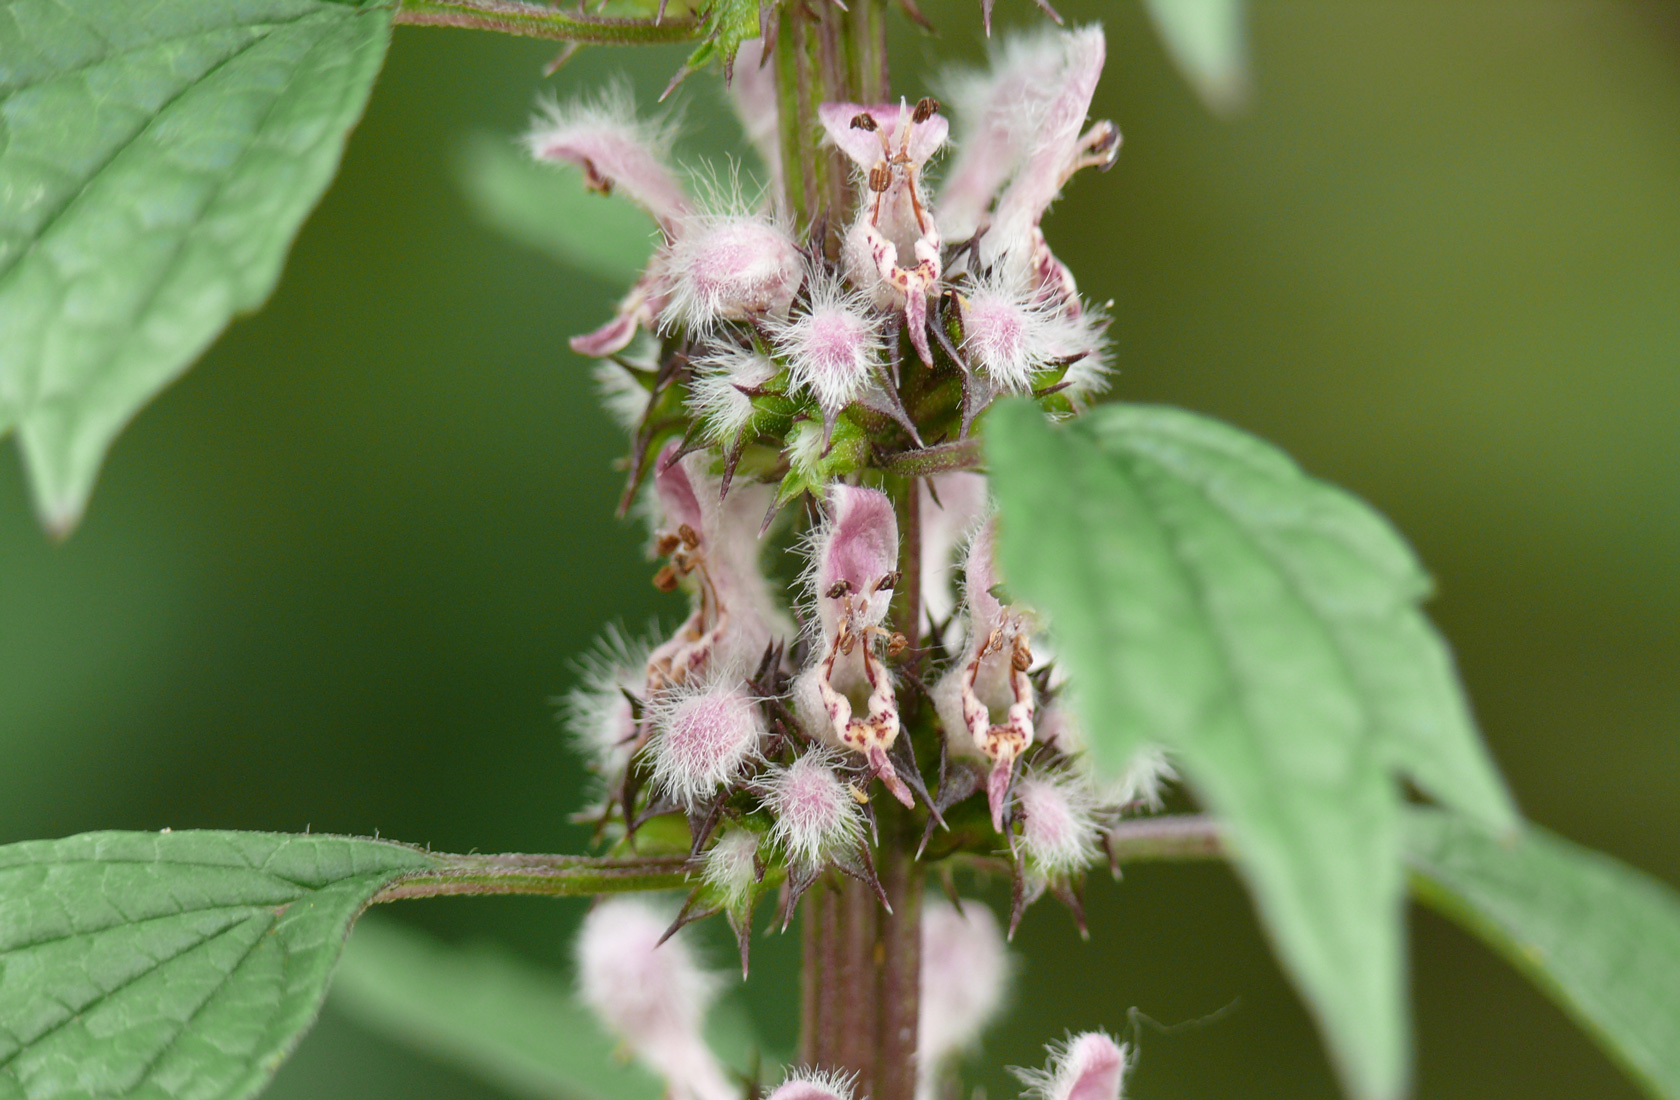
[394,0,702,44]
[874,815,924,1100]
[370,852,690,902]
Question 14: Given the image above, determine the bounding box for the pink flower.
[527,86,689,233]
[793,484,915,806]
[643,442,784,692]
[938,27,1119,308]
[919,898,1011,1099]
[934,518,1038,831]
[575,898,735,1100]
[821,98,949,365]
[1013,1033,1133,1100]
[918,471,991,634]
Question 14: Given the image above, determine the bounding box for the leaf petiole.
[394,0,703,45]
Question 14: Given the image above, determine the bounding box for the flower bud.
[664,213,804,333]
[765,1069,857,1100]
[702,827,764,909]
[758,750,865,869]
[1014,769,1101,877]
[770,271,882,418]
[562,625,649,783]
[1014,1032,1132,1100]
[919,898,1011,1095]
[688,345,779,445]
[649,678,765,807]
[575,898,734,1100]
[1114,745,1176,813]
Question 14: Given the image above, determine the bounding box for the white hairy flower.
[647,676,765,807]
[574,898,735,1100]
[758,749,866,869]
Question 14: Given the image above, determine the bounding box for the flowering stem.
[392,0,702,44]
[875,822,924,1100]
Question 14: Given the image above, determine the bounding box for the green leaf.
[334,917,774,1100]
[986,400,1516,1100]
[0,0,393,533]
[1407,809,1680,1100]
[457,134,655,287]
[1141,0,1250,116]
[0,830,439,1100]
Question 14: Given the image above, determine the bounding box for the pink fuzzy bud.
[771,272,882,417]
[919,898,1011,1092]
[702,828,764,908]
[575,898,734,1100]
[1014,1032,1132,1100]
[664,213,804,333]
[563,625,650,782]
[764,1069,857,1100]
[689,344,778,444]
[649,678,765,807]
[527,88,690,235]
[958,271,1091,393]
[1014,769,1101,876]
[758,750,865,869]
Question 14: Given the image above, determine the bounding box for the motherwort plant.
[4,4,1678,1100]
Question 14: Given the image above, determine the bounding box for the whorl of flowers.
[546,15,1169,1048]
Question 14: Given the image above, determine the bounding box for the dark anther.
[868,163,893,193]
[826,579,854,599]
[876,570,901,591]
[653,564,680,593]
[677,523,700,549]
[850,112,879,131]
[655,532,681,557]
[912,97,939,123]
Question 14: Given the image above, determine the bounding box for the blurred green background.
[2,1,1677,1097]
